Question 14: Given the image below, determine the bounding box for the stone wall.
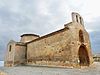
[26,22,93,68]
[14,43,26,65]
[4,41,26,67]
[66,22,93,67]
[4,40,16,67]
[27,27,73,67]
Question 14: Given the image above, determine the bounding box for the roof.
[21,34,39,37]
[26,25,70,44]
[16,42,26,46]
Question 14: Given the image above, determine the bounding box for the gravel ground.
[0,62,100,75]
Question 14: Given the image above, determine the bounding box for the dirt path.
[0,62,100,75]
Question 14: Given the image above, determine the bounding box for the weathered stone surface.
[4,12,93,68]
[4,41,26,67]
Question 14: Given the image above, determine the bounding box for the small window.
[76,15,78,22]
[9,45,12,52]
[79,30,84,42]
[80,17,82,25]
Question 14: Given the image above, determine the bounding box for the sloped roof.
[21,34,39,37]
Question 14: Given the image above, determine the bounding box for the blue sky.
[0,61,4,66]
[0,0,100,60]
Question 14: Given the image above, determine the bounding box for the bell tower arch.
[72,12,84,26]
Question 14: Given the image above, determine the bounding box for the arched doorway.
[78,45,90,66]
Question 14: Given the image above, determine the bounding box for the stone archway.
[78,45,90,66]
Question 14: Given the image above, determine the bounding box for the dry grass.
[0,72,6,75]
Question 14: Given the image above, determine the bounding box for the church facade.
[4,12,93,68]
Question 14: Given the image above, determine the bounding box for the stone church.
[4,12,93,68]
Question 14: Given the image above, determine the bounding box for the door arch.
[78,45,90,66]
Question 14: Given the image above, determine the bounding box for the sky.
[0,61,4,66]
[0,0,100,60]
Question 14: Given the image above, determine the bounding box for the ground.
[0,62,100,75]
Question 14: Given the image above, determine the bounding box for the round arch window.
[9,45,12,52]
[79,30,84,43]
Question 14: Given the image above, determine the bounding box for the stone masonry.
[4,12,93,68]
